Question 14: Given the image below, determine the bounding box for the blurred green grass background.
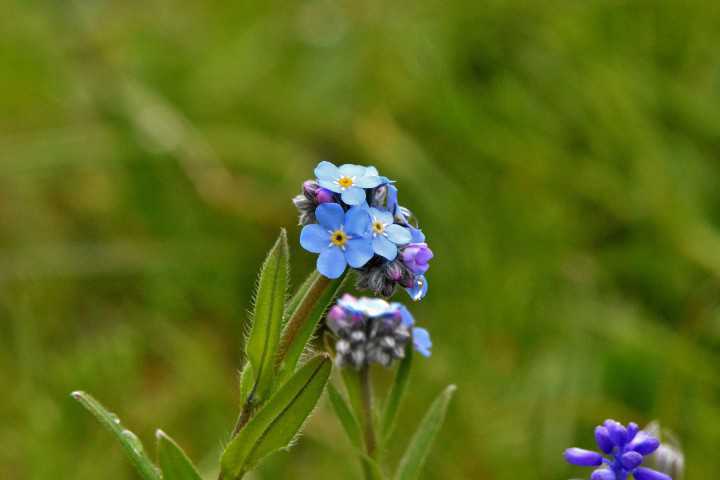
[3,0,720,478]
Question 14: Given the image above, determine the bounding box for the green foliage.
[394,385,456,480]
[327,382,362,450]
[245,229,289,403]
[381,346,413,444]
[156,430,203,480]
[70,392,161,480]
[221,354,332,479]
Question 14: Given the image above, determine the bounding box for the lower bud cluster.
[326,295,431,369]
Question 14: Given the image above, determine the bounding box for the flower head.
[300,203,373,279]
[564,420,671,480]
[327,295,432,368]
[295,161,434,300]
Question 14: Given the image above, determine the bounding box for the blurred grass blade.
[381,346,413,444]
[277,272,348,384]
[393,385,456,480]
[245,229,289,402]
[70,391,161,480]
[221,354,332,479]
[156,430,202,480]
[327,381,362,448]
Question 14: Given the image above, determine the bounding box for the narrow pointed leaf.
[221,354,332,479]
[156,430,202,480]
[246,229,289,402]
[327,382,362,448]
[394,385,457,480]
[70,391,161,480]
[276,271,347,384]
[382,346,413,443]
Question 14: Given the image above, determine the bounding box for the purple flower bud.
[563,448,603,467]
[629,432,661,456]
[595,426,614,454]
[633,467,672,480]
[604,420,628,447]
[328,305,346,322]
[590,469,616,480]
[627,422,639,441]
[316,188,335,204]
[401,243,433,275]
[621,451,643,470]
[302,180,319,198]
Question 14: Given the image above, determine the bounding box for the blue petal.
[393,304,414,326]
[365,166,379,176]
[369,207,394,225]
[315,161,339,180]
[316,203,344,230]
[410,227,426,243]
[317,246,347,279]
[344,238,374,268]
[385,224,412,245]
[338,164,367,177]
[373,235,397,260]
[344,206,371,236]
[412,327,432,357]
[387,185,399,213]
[318,178,342,193]
[300,224,329,253]
[354,175,383,188]
[341,186,367,205]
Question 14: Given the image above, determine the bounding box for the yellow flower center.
[372,221,385,234]
[337,176,354,188]
[330,229,349,247]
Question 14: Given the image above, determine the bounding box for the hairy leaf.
[245,229,289,402]
[276,271,347,384]
[221,354,332,479]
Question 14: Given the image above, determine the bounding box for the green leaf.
[245,229,289,402]
[327,381,362,448]
[381,346,413,443]
[276,271,347,385]
[221,354,332,479]
[156,430,202,480]
[238,362,254,405]
[284,269,320,324]
[70,391,161,480]
[393,385,457,480]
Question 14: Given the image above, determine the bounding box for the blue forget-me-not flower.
[315,161,384,206]
[564,419,671,480]
[300,203,374,279]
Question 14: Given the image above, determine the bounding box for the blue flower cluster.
[295,161,433,300]
[564,420,671,480]
[326,294,432,368]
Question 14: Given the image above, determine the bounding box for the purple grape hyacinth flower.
[315,161,385,206]
[564,420,671,480]
[300,203,374,279]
